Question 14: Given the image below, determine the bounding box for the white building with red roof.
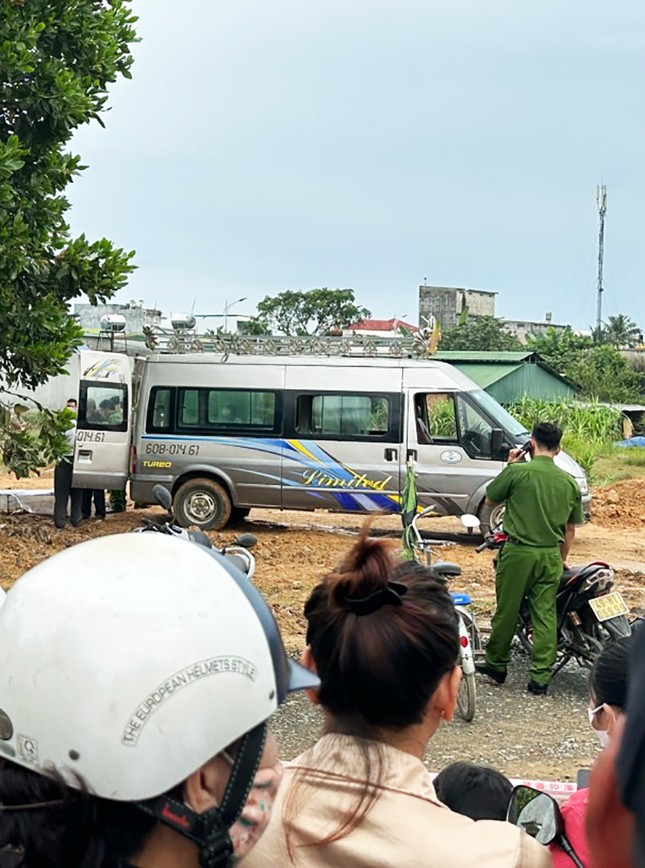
[344,317,418,337]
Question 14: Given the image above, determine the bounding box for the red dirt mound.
[591,480,645,530]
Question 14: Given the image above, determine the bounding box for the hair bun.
[342,581,408,617]
[328,530,396,610]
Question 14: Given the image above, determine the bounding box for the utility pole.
[596,185,607,334]
[223,297,247,333]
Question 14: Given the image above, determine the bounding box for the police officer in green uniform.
[476,422,584,695]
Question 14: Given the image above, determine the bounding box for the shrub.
[506,397,624,444]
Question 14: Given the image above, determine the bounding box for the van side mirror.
[491,428,504,457]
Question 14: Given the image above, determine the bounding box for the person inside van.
[86,397,102,423]
[0,533,318,868]
[242,531,551,868]
[414,394,432,444]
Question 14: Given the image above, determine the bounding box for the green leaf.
[0,0,138,475]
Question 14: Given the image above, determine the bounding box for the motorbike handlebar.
[476,540,490,553]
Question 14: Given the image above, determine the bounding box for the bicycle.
[407,507,482,722]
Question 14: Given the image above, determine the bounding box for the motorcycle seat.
[559,568,581,590]
[429,561,462,578]
[559,562,612,591]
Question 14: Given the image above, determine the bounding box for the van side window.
[297,394,390,439]
[179,389,200,427]
[422,393,458,442]
[207,390,276,428]
[455,394,494,457]
[146,387,280,435]
[149,388,171,431]
[78,384,128,433]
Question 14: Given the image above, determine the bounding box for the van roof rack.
[141,324,439,359]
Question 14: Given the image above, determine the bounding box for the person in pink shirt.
[551,635,633,867]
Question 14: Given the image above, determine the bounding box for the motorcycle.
[409,507,482,722]
[135,484,258,580]
[477,525,631,674]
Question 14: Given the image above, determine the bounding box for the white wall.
[0,355,81,411]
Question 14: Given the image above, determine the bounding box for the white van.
[73,351,591,530]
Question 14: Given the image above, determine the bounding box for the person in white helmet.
[0,533,317,868]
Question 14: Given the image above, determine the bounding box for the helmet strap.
[135,721,268,868]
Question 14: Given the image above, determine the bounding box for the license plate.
[588,592,629,622]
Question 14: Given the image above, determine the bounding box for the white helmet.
[0,533,317,864]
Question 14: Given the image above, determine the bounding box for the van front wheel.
[478,501,505,536]
[174,478,232,530]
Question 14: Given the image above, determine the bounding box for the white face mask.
[588,704,611,748]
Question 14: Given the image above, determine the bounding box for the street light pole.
[223,297,247,333]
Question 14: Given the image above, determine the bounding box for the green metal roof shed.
[435,351,575,403]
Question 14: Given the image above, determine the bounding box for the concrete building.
[73,302,162,335]
[418,285,496,330]
[503,317,568,344]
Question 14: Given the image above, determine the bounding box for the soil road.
[0,473,643,782]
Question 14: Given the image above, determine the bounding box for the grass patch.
[503,397,638,484]
[592,448,645,486]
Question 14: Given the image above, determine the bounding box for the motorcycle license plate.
[588,592,629,622]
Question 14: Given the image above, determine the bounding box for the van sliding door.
[281,388,403,515]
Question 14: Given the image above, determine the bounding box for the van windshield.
[469,389,529,439]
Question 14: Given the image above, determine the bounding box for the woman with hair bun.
[244,532,551,867]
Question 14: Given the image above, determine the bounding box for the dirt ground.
[1,473,644,781]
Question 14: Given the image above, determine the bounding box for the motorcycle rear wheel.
[516,622,534,656]
[570,626,604,666]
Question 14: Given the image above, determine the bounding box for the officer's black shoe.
[474,663,507,685]
[527,680,548,696]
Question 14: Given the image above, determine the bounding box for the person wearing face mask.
[585,624,645,868]
[550,635,633,868]
[0,532,318,868]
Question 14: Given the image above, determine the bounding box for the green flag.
[401,460,418,557]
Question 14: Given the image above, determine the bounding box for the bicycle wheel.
[457,672,476,722]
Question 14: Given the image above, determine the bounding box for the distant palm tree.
[590,324,607,345]
[603,314,643,348]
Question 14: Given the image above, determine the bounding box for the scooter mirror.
[460,513,480,530]
[235,533,257,549]
[507,785,585,868]
[506,786,562,845]
[152,484,173,512]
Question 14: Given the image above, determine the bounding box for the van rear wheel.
[174,478,232,530]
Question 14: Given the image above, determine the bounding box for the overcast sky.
[68,0,645,329]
